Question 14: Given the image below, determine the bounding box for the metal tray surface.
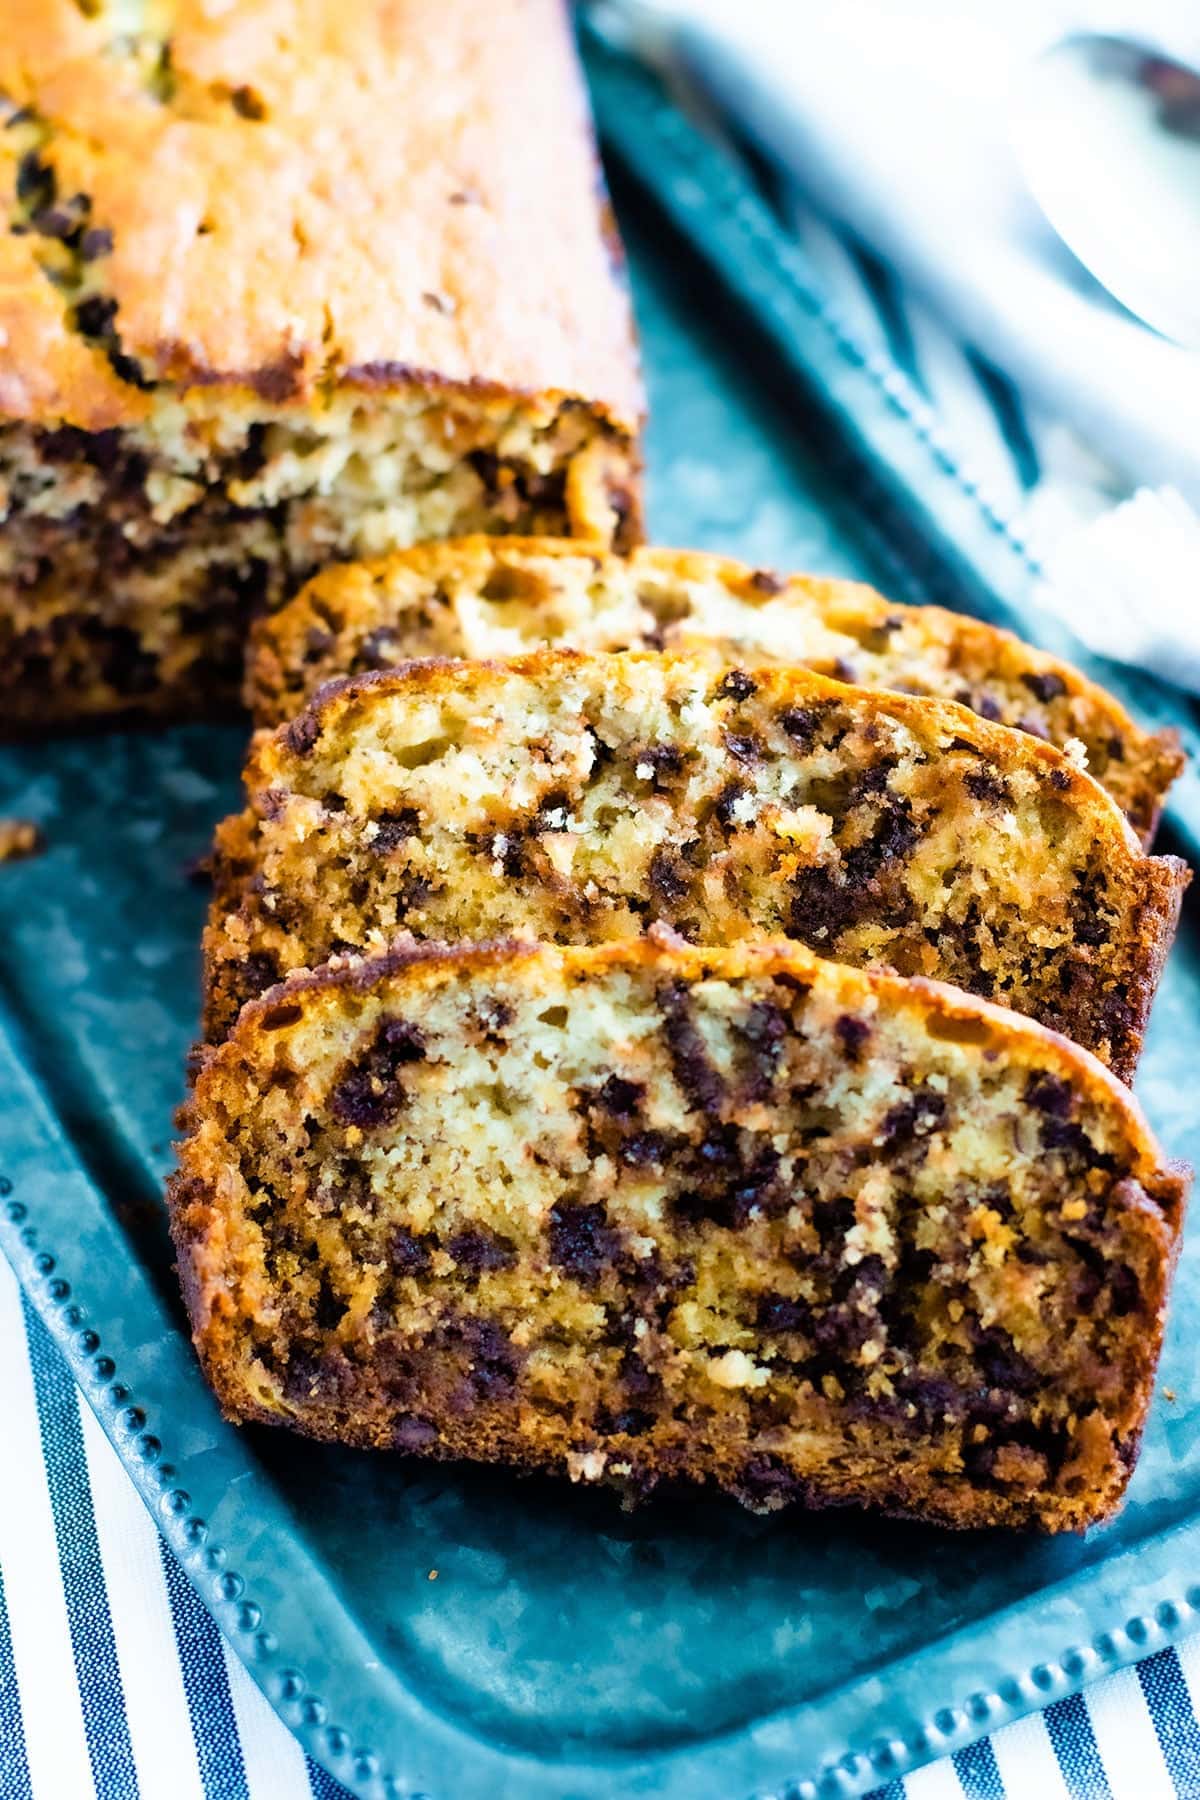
[2,37,1199,1800]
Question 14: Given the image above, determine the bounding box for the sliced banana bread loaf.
[172,934,1186,1532]
[0,7,640,727]
[245,539,1181,843]
[204,651,1186,1075]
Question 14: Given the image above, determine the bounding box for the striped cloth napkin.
[4,1225,1200,1795]
[0,1258,352,1800]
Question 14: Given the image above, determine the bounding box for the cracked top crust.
[0,0,643,430]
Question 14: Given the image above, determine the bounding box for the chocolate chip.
[447,1316,520,1402]
[749,569,785,595]
[658,981,726,1117]
[359,626,400,669]
[673,1130,782,1229]
[549,1202,623,1284]
[634,743,685,788]
[597,1406,654,1438]
[389,1226,433,1276]
[1110,1264,1140,1317]
[73,293,117,339]
[880,1085,946,1147]
[724,731,763,765]
[313,1278,343,1331]
[835,1013,871,1062]
[809,1192,854,1248]
[448,1227,517,1277]
[1041,1118,1117,1171]
[236,423,268,480]
[1025,1073,1073,1118]
[595,1074,644,1118]
[756,1294,813,1334]
[238,950,281,1001]
[329,1018,426,1129]
[1022,670,1067,703]
[1071,875,1112,947]
[851,761,891,798]
[619,1130,672,1168]
[735,1454,802,1509]
[846,796,919,880]
[16,149,54,212]
[107,345,154,390]
[371,808,421,852]
[975,1326,1039,1395]
[789,865,860,942]
[32,193,89,240]
[891,1373,965,1423]
[79,225,114,261]
[736,1000,789,1098]
[285,710,321,755]
[789,797,919,946]
[831,657,857,684]
[720,669,757,701]
[282,1346,355,1404]
[648,846,692,909]
[232,84,267,119]
[964,766,1012,806]
[36,424,119,470]
[779,706,820,748]
[713,780,748,830]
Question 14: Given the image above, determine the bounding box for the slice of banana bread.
[245,539,1182,844]
[204,651,1187,1076]
[171,934,1187,1532]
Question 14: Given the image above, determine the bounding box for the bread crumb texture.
[248,539,1182,843]
[172,936,1187,1532]
[205,649,1187,1076]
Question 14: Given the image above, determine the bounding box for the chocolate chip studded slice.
[205,648,1187,1078]
[170,933,1187,1532]
[245,537,1183,843]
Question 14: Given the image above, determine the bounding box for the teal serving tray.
[2,35,1200,1800]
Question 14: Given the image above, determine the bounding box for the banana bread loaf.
[0,3,641,727]
[203,650,1187,1075]
[172,934,1187,1532]
[245,539,1181,844]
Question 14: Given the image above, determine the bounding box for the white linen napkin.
[594,0,1200,695]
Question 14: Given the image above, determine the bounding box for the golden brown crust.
[0,1,642,425]
[204,648,1188,1076]
[0,14,644,725]
[171,934,1188,1531]
[245,538,1182,844]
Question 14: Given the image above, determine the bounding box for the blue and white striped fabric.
[6,1247,1200,1800]
[0,1256,354,1800]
